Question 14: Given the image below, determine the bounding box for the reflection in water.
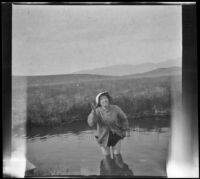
[100,154,133,176]
[132,117,170,132]
[26,121,90,139]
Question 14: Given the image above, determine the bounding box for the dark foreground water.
[25,117,170,177]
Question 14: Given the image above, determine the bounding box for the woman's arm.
[87,110,97,127]
[87,105,99,127]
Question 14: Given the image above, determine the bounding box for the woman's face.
[100,95,110,108]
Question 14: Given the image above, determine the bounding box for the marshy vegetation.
[12,74,181,127]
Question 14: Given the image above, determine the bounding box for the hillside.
[12,66,181,88]
[12,74,114,88]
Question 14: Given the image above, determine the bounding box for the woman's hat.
[96,91,111,107]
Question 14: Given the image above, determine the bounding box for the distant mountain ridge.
[73,58,181,76]
[121,66,181,79]
[13,66,181,88]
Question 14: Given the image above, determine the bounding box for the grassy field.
[12,74,181,127]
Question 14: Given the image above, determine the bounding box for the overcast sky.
[13,5,182,76]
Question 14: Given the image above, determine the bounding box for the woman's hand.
[90,103,99,121]
[90,103,97,114]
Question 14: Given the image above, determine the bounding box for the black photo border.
[2,2,198,178]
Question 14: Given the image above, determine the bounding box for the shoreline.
[24,113,170,128]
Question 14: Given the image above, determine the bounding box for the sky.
[12,5,182,76]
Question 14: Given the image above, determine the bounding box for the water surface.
[25,118,170,176]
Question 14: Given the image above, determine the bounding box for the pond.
[25,117,170,177]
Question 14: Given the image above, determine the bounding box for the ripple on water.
[27,135,44,142]
[39,136,49,142]
[61,132,74,138]
[57,130,94,138]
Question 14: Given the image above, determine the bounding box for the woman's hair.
[96,92,112,107]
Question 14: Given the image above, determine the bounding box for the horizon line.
[12,65,182,77]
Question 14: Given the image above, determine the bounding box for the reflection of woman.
[87,91,130,156]
[100,153,133,176]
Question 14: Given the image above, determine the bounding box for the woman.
[87,91,130,157]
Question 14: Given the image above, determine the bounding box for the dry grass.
[12,75,181,127]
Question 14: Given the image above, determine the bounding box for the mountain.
[155,58,182,68]
[73,58,182,76]
[121,66,182,79]
[74,63,156,76]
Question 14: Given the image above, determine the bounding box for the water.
[25,118,170,176]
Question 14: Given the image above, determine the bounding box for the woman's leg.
[101,154,113,175]
[112,140,123,168]
[100,146,110,156]
[113,153,124,169]
[112,140,121,155]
